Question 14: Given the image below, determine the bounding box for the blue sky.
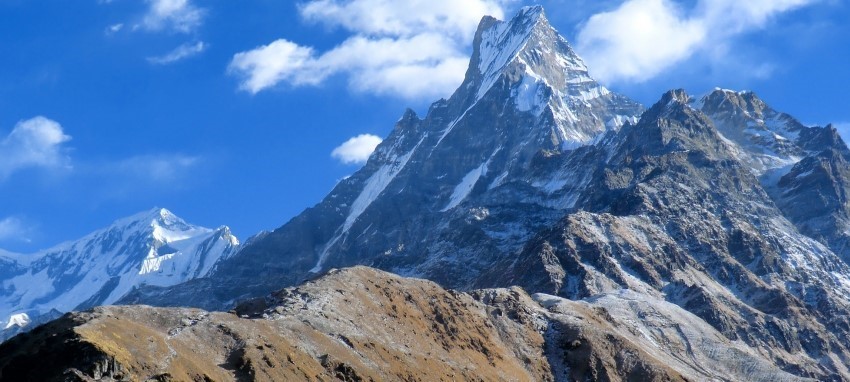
[1,0,848,252]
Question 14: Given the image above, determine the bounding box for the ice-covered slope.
[0,208,239,340]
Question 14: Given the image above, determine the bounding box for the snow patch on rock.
[443,159,491,212]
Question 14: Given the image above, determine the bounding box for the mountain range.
[2,5,850,381]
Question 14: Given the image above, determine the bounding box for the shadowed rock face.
[0,267,812,382]
[772,127,850,263]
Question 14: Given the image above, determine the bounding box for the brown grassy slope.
[0,266,698,381]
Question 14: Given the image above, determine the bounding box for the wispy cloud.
[71,153,204,201]
[331,134,383,165]
[228,0,509,99]
[0,217,33,244]
[107,154,201,182]
[148,41,207,64]
[0,117,72,180]
[105,23,124,35]
[575,0,817,84]
[141,0,205,33]
[100,0,204,34]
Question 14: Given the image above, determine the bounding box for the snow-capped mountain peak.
[111,207,193,238]
[470,6,596,101]
[0,208,239,340]
[473,6,553,89]
[454,6,642,149]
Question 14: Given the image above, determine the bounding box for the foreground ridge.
[0,267,811,382]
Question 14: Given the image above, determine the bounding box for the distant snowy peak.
[698,88,804,139]
[151,208,238,246]
[3,313,29,330]
[111,207,206,240]
[81,207,238,251]
[0,207,239,340]
[76,207,241,280]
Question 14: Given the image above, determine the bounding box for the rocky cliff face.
[0,267,813,382]
[771,125,850,263]
[479,89,850,379]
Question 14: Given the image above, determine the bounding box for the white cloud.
[141,0,205,33]
[106,23,124,35]
[228,0,509,99]
[229,40,322,93]
[575,0,816,83]
[695,0,815,32]
[576,0,705,83]
[148,41,207,65]
[0,217,32,243]
[331,134,383,165]
[298,0,503,41]
[0,117,71,180]
[318,34,471,98]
